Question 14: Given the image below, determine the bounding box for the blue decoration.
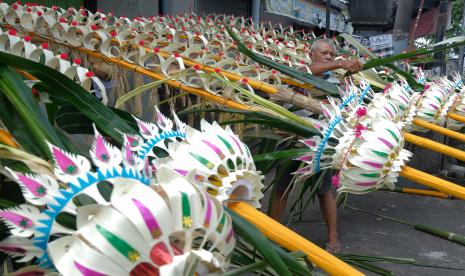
[137,130,186,160]
[315,116,342,173]
[32,167,150,269]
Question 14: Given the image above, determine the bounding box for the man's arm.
[309,60,363,76]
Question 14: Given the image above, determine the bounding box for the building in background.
[82,0,351,36]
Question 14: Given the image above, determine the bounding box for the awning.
[409,2,453,39]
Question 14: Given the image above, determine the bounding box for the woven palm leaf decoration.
[412,79,458,132]
[447,74,465,130]
[297,79,413,194]
[0,2,324,111]
[154,119,264,208]
[0,27,108,103]
[0,123,233,275]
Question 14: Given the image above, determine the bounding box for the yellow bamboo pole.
[228,202,363,276]
[145,38,314,92]
[400,166,465,200]
[403,132,465,162]
[399,187,451,198]
[379,187,451,199]
[158,52,280,94]
[70,27,312,94]
[75,47,253,111]
[412,118,465,143]
[447,112,465,124]
[0,129,20,148]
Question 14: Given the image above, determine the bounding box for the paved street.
[265,175,465,275]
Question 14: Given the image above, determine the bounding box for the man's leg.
[318,190,339,248]
[269,161,301,220]
[270,187,290,220]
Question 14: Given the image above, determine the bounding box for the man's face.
[311,42,335,63]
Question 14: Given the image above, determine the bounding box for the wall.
[166,0,196,15]
[97,0,159,17]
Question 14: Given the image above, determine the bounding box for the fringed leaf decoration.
[48,142,91,184]
[0,236,42,262]
[6,168,60,206]
[90,125,123,169]
[133,116,159,140]
[0,204,45,237]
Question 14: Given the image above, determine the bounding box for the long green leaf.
[269,243,311,275]
[55,105,139,135]
[0,52,137,144]
[0,93,42,156]
[226,27,339,96]
[55,105,93,135]
[253,148,307,162]
[115,71,188,108]
[226,207,292,276]
[179,108,320,137]
[362,36,465,70]
[0,198,19,208]
[222,251,306,276]
[345,260,394,276]
[385,64,424,90]
[220,119,319,137]
[0,66,66,157]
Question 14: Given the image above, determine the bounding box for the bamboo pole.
[400,166,465,200]
[447,112,465,124]
[0,129,20,148]
[403,132,465,162]
[378,187,451,199]
[75,47,253,110]
[228,202,364,276]
[158,52,280,94]
[412,118,465,142]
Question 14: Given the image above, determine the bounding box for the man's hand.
[337,59,363,73]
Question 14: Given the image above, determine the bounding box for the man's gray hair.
[310,38,336,53]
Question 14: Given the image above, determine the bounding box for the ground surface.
[263,174,465,275]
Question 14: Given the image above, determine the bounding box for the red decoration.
[32,87,39,97]
[355,107,367,118]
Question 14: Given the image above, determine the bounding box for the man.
[309,38,362,77]
[270,38,362,254]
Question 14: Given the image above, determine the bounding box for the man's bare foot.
[325,243,342,254]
